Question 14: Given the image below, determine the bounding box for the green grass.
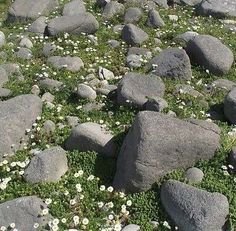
[0,0,236,230]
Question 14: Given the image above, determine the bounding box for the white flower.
[0,226,6,231]
[82,218,89,225]
[45,198,52,205]
[76,184,82,192]
[126,200,132,206]
[10,223,15,228]
[108,214,114,220]
[52,219,59,225]
[163,221,171,229]
[87,175,95,181]
[33,223,39,228]
[114,223,122,231]
[41,208,49,215]
[61,218,67,223]
[73,215,79,225]
[70,199,76,205]
[100,185,106,191]
[97,201,104,208]
[107,186,113,192]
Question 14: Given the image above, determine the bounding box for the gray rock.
[175,0,202,6]
[161,180,229,231]
[0,31,5,48]
[197,0,236,18]
[0,196,51,230]
[48,56,84,72]
[147,48,192,80]
[28,16,47,34]
[108,39,120,48]
[147,9,165,28]
[43,120,56,134]
[0,95,42,159]
[77,84,97,100]
[124,7,143,24]
[174,31,199,44]
[96,0,109,7]
[19,37,33,49]
[31,85,40,95]
[15,48,33,60]
[122,224,141,231]
[103,1,125,19]
[174,84,203,98]
[117,72,165,108]
[229,146,236,170]
[65,122,117,157]
[82,102,103,112]
[122,24,149,46]
[0,67,8,87]
[24,146,68,183]
[7,0,58,22]
[212,79,236,91]
[128,47,152,58]
[186,35,234,75]
[143,97,168,112]
[66,116,79,127]
[47,13,99,36]
[153,0,168,8]
[113,111,220,192]
[224,87,236,124]
[126,54,142,68]
[0,88,12,97]
[42,92,55,102]
[39,78,63,91]
[42,43,56,57]
[185,167,204,182]
[113,24,124,33]
[63,0,86,16]
[98,67,115,80]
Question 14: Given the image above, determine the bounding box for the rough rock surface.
[63,0,86,16]
[0,95,42,159]
[161,180,229,231]
[224,87,236,124]
[113,111,220,192]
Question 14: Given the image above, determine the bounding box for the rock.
[113,111,220,192]
[212,79,236,91]
[0,67,8,87]
[19,37,33,49]
[185,167,204,182]
[186,35,234,75]
[98,67,115,80]
[113,24,124,33]
[48,56,84,72]
[143,97,168,112]
[0,95,42,159]
[102,1,125,19]
[174,31,199,44]
[39,78,63,91]
[122,224,141,231]
[7,0,58,22]
[197,0,236,18]
[126,54,142,68]
[224,87,236,124]
[15,48,33,60]
[176,0,202,6]
[147,9,165,28]
[24,146,68,183]
[42,43,56,57]
[147,48,192,80]
[229,146,236,170]
[1,63,22,79]
[0,196,51,230]
[108,39,120,48]
[128,47,152,58]
[168,14,178,21]
[0,88,12,97]
[28,16,47,34]
[96,0,109,7]
[47,13,99,36]
[124,7,143,24]
[43,120,56,134]
[42,92,55,102]
[66,116,79,127]
[63,0,86,16]
[77,84,97,100]
[174,84,203,98]
[153,0,168,8]
[161,180,229,231]
[0,31,5,48]
[31,85,40,95]
[117,72,165,108]
[65,122,117,157]
[82,102,103,112]
[122,24,149,46]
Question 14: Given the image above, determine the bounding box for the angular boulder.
[47,13,99,36]
[63,0,86,16]
[161,180,229,231]
[65,122,117,157]
[0,196,51,230]
[7,0,58,22]
[117,72,165,108]
[113,111,220,193]
[0,95,42,159]
[186,35,234,75]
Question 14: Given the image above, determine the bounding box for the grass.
[0,0,235,230]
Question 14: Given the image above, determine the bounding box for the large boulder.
[47,13,99,36]
[102,1,125,19]
[24,146,68,183]
[113,111,220,193]
[147,48,192,80]
[186,35,234,75]
[7,0,58,22]
[197,0,236,18]
[63,0,86,16]
[161,180,229,231]
[65,122,117,157]
[224,87,236,124]
[0,95,42,159]
[0,196,52,230]
[116,72,165,108]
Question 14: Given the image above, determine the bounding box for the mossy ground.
[0,0,236,230]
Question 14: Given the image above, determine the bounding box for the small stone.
[98,67,115,80]
[28,16,47,34]
[31,85,40,95]
[66,116,80,127]
[124,7,143,24]
[143,97,168,112]
[15,48,33,60]
[108,39,120,48]
[229,146,236,171]
[0,31,5,48]
[77,84,97,100]
[126,54,142,68]
[122,224,141,231]
[41,92,55,103]
[185,167,204,182]
[43,120,56,135]
[168,15,178,21]
[147,9,165,28]
[102,1,125,19]
[43,43,56,57]
[39,78,63,91]
[224,87,236,124]
[19,37,33,49]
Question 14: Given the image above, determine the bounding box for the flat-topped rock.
[7,0,58,22]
